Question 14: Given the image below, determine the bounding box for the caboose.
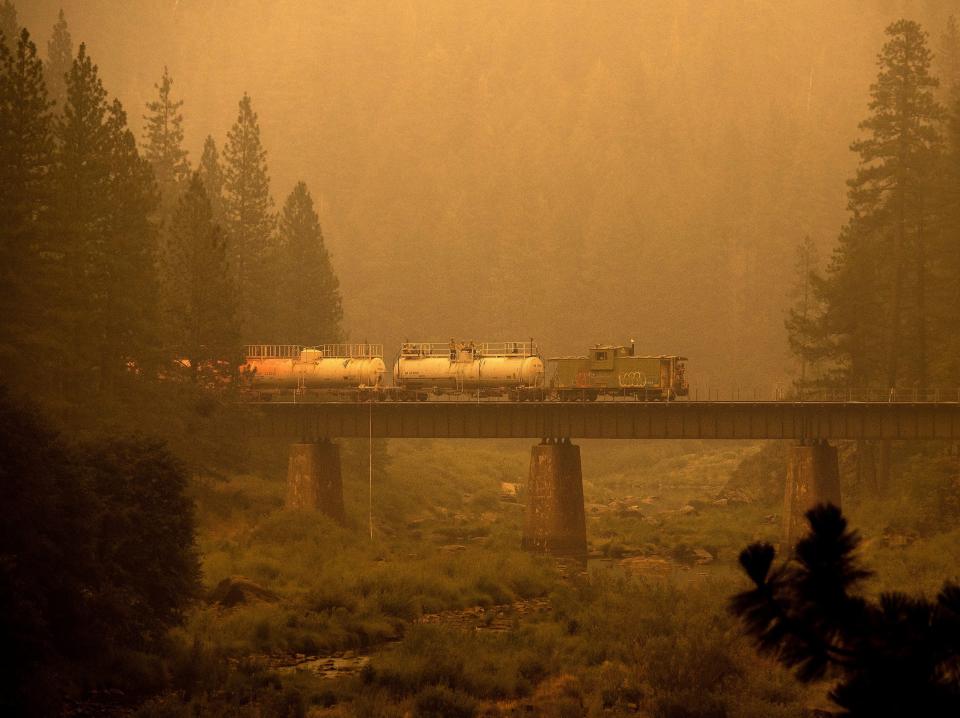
[548,342,688,400]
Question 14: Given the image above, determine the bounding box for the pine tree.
[0,1,17,52]
[53,44,159,397]
[222,93,275,340]
[276,182,343,344]
[934,92,960,382]
[99,99,160,389]
[198,135,224,222]
[142,66,189,214]
[45,9,71,112]
[53,43,112,393]
[732,505,960,716]
[164,173,239,382]
[0,29,53,385]
[850,20,943,387]
[784,236,823,394]
[802,21,944,389]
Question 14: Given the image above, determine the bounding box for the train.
[242,340,687,402]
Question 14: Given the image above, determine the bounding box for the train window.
[595,351,607,361]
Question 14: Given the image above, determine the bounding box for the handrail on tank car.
[245,344,303,359]
[310,343,383,358]
[399,341,539,357]
[245,343,383,360]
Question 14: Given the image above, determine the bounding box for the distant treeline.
[0,3,343,413]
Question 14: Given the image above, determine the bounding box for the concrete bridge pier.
[782,439,841,548]
[286,440,346,523]
[522,438,587,555]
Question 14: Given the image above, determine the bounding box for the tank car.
[393,340,545,398]
[549,341,687,401]
[243,344,386,400]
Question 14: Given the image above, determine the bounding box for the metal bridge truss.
[246,400,960,441]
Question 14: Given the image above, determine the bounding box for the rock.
[881,527,919,548]
[619,556,673,578]
[209,576,278,607]
[500,482,521,498]
[712,498,729,507]
[441,544,467,552]
[679,504,698,516]
[693,548,714,565]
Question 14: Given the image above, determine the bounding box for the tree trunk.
[886,188,906,389]
[916,200,927,387]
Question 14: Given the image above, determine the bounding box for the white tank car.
[393,341,544,391]
[244,344,386,391]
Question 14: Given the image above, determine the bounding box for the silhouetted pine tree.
[44,8,71,112]
[934,92,960,382]
[143,66,189,215]
[164,173,240,382]
[276,181,343,344]
[731,505,960,717]
[0,29,53,385]
[53,44,159,397]
[198,134,225,223]
[0,1,17,52]
[792,20,944,388]
[849,20,942,386]
[222,93,275,340]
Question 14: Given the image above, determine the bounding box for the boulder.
[208,576,278,607]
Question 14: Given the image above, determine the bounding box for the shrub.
[413,686,478,718]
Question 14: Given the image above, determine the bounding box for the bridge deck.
[245,401,960,441]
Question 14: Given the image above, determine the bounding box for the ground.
[133,438,960,717]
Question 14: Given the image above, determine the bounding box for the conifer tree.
[732,505,960,716]
[934,92,960,382]
[45,9,71,111]
[0,29,53,384]
[53,44,158,396]
[53,43,112,389]
[143,66,189,214]
[797,21,943,389]
[784,236,823,394]
[222,93,275,339]
[276,182,343,344]
[164,173,239,382]
[100,99,160,388]
[0,1,17,52]
[847,20,943,387]
[198,135,224,222]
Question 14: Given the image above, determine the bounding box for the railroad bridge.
[247,400,960,553]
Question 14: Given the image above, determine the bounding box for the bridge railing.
[687,386,960,402]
